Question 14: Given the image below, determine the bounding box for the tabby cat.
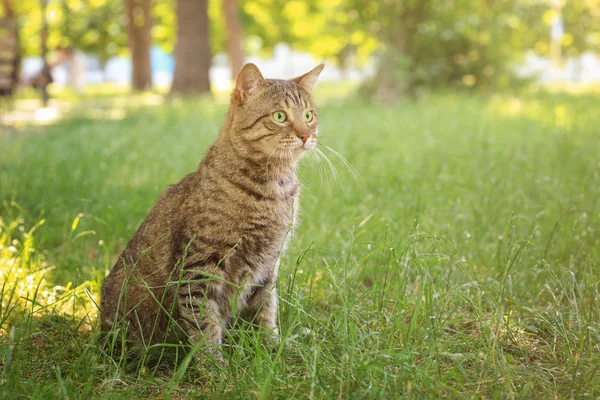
[100,63,325,364]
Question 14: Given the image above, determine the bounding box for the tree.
[530,0,600,59]
[170,0,211,95]
[333,0,561,98]
[337,0,433,101]
[222,0,244,78]
[0,0,21,99]
[375,0,432,100]
[60,0,127,70]
[125,0,152,91]
[39,0,50,105]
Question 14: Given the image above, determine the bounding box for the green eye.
[304,111,313,122]
[272,111,287,123]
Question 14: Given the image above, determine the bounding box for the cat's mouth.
[280,136,316,156]
[302,139,317,150]
[293,137,316,151]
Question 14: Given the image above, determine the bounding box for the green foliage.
[11,0,127,62]
[152,0,225,55]
[322,0,599,93]
[339,0,547,92]
[2,0,599,90]
[415,0,538,88]
[1,88,600,397]
[522,1,600,58]
[562,0,600,56]
[57,0,127,64]
[152,0,175,54]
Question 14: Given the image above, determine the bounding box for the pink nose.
[297,133,310,143]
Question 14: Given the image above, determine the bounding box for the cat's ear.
[235,63,268,102]
[292,64,325,92]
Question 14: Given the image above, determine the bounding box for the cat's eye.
[304,111,313,122]
[272,111,287,123]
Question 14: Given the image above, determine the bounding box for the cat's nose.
[296,132,310,143]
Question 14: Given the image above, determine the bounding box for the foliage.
[7,0,127,63]
[152,0,176,54]
[2,0,599,90]
[1,87,600,396]
[529,0,600,58]
[152,0,224,55]
[58,0,127,64]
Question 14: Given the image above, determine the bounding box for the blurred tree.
[4,0,599,93]
[153,0,175,53]
[153,0,225,57]
[38,0,50,105]
[223,0,244,78]
[170,0,211,94]
[0,0,21,97]
[559,0,600,80]
[255,0,376,64]
[563,0,600,56]
[529,0,600,62]
[339,0,433,100]
[336,0,577,98]
[59,0,127,71]
[241,0,293,54]
[12,0,127,64]
[125,0,152,91]
[416,0,525,89]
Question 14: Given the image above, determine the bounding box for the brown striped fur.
[100,64,325,363]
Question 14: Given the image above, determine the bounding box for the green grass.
[1,87,599,398]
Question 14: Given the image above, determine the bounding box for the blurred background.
[1,0,599,110]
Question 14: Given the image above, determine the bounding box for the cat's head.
[229,63,324,162]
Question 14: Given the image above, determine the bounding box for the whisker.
[267,144,284,169]
[309,150,325,189]
[314,147,346,198]
[312,148,330,193]
[317,143,364,185]
[289,147,306,188]
[277,147,285,178]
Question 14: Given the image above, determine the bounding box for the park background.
[1,0,600,398]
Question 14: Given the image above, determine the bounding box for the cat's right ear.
[235,63,268,102]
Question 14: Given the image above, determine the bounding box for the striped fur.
[100,64,324,364]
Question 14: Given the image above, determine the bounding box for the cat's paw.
[263,330,291,351]
[209,348,229,368]
[193,347,228,371]
[191,354,230,386]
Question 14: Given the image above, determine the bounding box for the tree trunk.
[336,45,353,81]
[1,0,20,87]
[375,28,407,103]
[39,0,50,106]
[125,0,152,91]
[170,0,211,95]
[373,1,431,102]
[222,0,244,79]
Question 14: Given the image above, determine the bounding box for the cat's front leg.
[242,276,281,346]
[177,283,226,365]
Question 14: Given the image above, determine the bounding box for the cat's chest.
[271,179,294,200]
[244,197,296,239]
[243,180,299,230]
[225,201,293,287]
[230,194,298,263]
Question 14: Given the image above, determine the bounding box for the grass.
[1,85,599,398]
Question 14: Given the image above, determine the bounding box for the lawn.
[1,87,599,398]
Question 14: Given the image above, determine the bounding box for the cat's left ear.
[292,64,325,92]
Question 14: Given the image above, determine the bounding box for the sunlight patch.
[0,212,98,335]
